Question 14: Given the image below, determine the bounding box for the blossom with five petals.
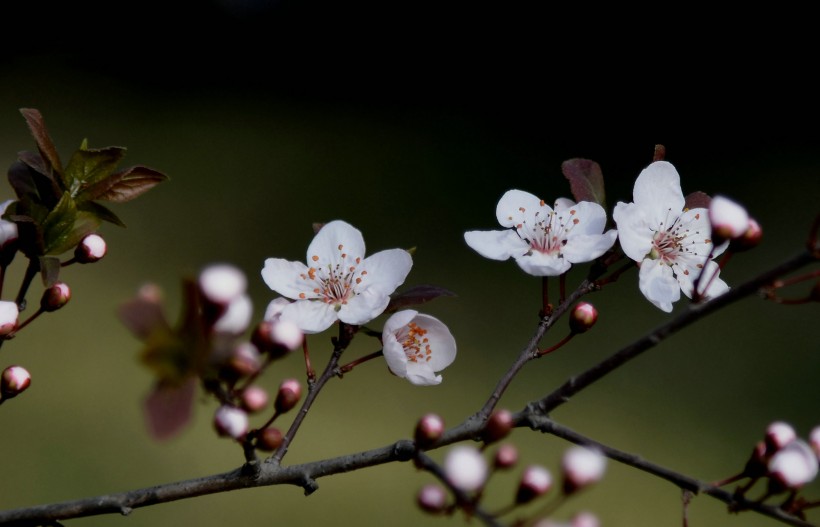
[613,161,728,312]
[261,220,412,334]
[382,310,456,386]
[464,190,617,276]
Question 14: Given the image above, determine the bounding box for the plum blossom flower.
[382,310,456,386]
[613,161,729,312]
[464,190,617,276]
[262,220,413,334]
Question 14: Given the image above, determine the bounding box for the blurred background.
[1,1,818,526]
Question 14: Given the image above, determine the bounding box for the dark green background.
[1,3,818,525]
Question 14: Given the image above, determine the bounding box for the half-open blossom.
[464,190,617,276]
[709,195,749,242]
[613,161,729,312]
[444,445,487,492]
[382,310,456,386]
[262,220,412,333]
[768,439,819,489]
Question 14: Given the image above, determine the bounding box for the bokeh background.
[1,2,818,526]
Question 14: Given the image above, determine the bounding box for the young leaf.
[7,158,62,208]
[143,377,197,441]
[40,193,101,255]
[561,158,607,208]
[78,165,169,203]
[19,108,63,175]
[77,200,126,227]
[386,284,457,313]
[63,146,127,196]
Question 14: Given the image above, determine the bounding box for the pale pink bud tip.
[274,379,302,414]
[768,439,819,489]
[199,264,247,304]
[414,413,445,448]
[569,302,598,334]
[0,199,19,248]
[765,421,796,452]
[1,365,31,398]
[571,512,600,527]
[494,443,519,469]
[444,445,487,492]
[809,426,820,458]
[709,195,750,241]
[240,385,269,413]
[41,282,71,312]
[75,234,107,263]
[270,320,303,351]
[516,465,552,504]
[212,294,253,335]
[417,484,448,513]
[0,301,19,336]
[213,405,249,439]
[562,446,607,494]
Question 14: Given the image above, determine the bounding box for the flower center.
[399,322,432,363]
[649,209,711,276]
[515,203,579,256]
[298,244,367,308]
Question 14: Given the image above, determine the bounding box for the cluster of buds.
[418,430,607,524]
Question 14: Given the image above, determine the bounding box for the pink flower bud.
[212,294,253,335]
[494,443,519,470]
[199,264,246,305]
[225,342,263,378]
[0,301,19,337]
[562,446,607,494]
[213,405,249,439]
[1,365,31,399]
[252,319,303,358]
[274,378,302,414]
[515,464,552,504]
[768,439,819,489]
[414,413,445,449]
[40,282,71,312]
[74,234,107,263]
[482,409,513,444]
[571,511,600,527]
[240,385,269,413]
[256,427,284,451]
[709,195,750,242]
[569,302,598,334]
[417,484,448,513]
[765,421,796,453]
[444,445,487,493]
[809,426,820,459]
[730,218,762,252]
[0,200,19,249]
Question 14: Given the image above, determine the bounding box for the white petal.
[413,314,457,371]
[709,195,749,239]
[306,220,366,269]
[514,251,571,276]
[280,300,338,334]
[564,201,608,235]
[612,202,653,262]
[678,260,730,300]
[638,259,680,312]
[633,161,685,225]
[464,230,528,261]
[562,230,618,264]
[495,190,546,228]
[263,297,292,321]
[553,197,576,210]
[213,294,253,334]
[383,309,418,334]
[359,248,413,296]
[404,363,443,386]
[261,258,313,300]
[382,332,409,378]
[337,288,391,325]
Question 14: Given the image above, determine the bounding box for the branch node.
[120,506,133,516]
[301,476,319,496]
[393,439,416,461]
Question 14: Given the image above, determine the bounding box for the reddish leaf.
[39,256,61,287]
[685,191,712,210]
[143,378,197,441]
[561,158,606,208]
[79,165,169,203]
[386,284,457,312]
[117,284,171,340]
[19,108,63,175]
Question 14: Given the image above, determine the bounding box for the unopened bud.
[0,301,19,337]
[569,302,598,334]
[0,200,18,267]
[417,484,448,514]
[515,465,552,504]
[562,446,607,494]
[256,427,284,451]
[730,218,762,252]
[1,365,31,399]
[494,443,519,470]
[768,439,819,490]
[274,378,302,414]
[225,342,263,378]
[199,264,246,305]
[444,445,487,492]
[240,385,269,413]
[40,282,71,312]
[482,409,513,444]
[709,195,750,243]
[571,511,600,527]
[252,319,303,358]
[213,405,249,439]
[74,234,107,263]
[212,294,253,335]
[765,421,796,453]
[414,413,445,449]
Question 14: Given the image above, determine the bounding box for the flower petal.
[280,299,338,334]
[414,314,457,371]
[404,364,443,386]
[633,161,685,225]
[261,258,313,300]
[562,200,607,235]
[464,229,528,261]
[338,289,392,326]
[360,248,413,295]
[514,251,571,276]
[562,230,618,264]
[306,220,366,269]
[638,259,680,312]
[612,202,654,262]
[382,332,409,378]
[495,189,545,228]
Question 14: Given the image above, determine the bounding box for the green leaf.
[78,165,168,203]
[19,108,63,176]
[561,158,607,209]
[64,146,127,197]
[41,192,101,255]
[77,200,126,227]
